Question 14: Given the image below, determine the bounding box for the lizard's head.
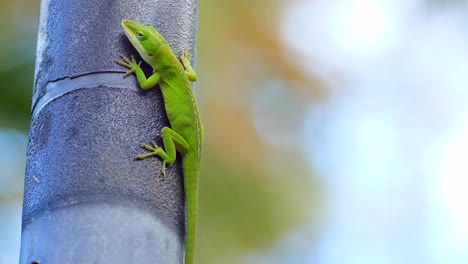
[121,19,167,64]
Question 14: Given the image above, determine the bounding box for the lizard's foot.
[115,54,141,77]
[180,50,198,82]
[136,141,160,159]
[181,50,191,62]
[136,141,167,176]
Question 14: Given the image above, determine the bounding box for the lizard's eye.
[137,31,146,40]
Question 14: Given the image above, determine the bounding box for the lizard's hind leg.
[136,126,189,176]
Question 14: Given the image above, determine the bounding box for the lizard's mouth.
[121,19,145,54]
[121,19,136,38]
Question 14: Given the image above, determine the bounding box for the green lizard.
[116,19,203,264]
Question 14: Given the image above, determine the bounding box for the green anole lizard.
[116,19,203,264]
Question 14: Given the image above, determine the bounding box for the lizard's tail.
[183,155,199,264]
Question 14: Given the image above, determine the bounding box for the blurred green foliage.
[0,1,39,130]
[0,63,34,130]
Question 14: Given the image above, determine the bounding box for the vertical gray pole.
[20,0,198,263]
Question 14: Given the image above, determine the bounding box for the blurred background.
[2,0,468,263]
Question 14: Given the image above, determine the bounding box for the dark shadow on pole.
[20,0,198,263]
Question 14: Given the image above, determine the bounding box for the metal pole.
[20,0,198,263]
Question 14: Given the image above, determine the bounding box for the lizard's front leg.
[115,54,161,90]
[137,127,189,176]
[181,50,198,82]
